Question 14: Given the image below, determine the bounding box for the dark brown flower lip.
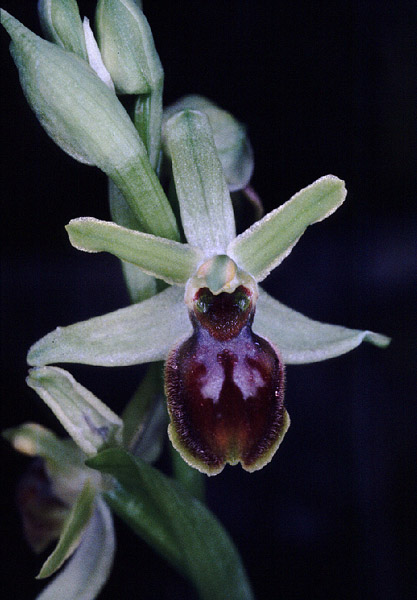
[165,286,289,475]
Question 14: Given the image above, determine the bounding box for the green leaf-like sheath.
[87,448,254,600]
[66,217,203,285]
[228,175,346,281]
[26,367,123,455]
[254,289,391,364]
[37,479,96,579]
[164,110,236,254]
[37,496,115,600]
[27,286,191,367]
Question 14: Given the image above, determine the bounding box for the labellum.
[165,269,289,475]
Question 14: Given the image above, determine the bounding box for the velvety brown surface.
[166,288,285,470]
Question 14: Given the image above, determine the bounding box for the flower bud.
[96,0,163,95]
[163,95,254,191]
[38,0,87,60]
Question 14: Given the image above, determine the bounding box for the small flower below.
[4,423,115,600]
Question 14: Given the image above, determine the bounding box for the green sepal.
[164,109,236,254]
[0,10,179,240]
[254,288,391,364]
[87,448,254,600]
[37,479,96,579]
[26,367,123,455]
[228,175,347,282]
[66,217,203,285]
[27,286,191,367]
[36,496,115,600]
[38,0,87,59]
[164,95,253,191]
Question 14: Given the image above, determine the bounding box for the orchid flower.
[2,3,389,478]
[3,418,116,600]
[26,110,389,474]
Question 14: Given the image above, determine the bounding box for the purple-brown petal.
[165,287,289,475]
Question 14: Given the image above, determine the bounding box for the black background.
[1,1,416,599]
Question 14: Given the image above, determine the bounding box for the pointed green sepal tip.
[363,331,391,348]
[1,9,178,240]
[254,289,391,364]
[96,0,163,95]
[163,95,253,191]
[228,174,347,282]
[38,0,88,59]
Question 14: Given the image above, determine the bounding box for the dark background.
[1,1,415,599]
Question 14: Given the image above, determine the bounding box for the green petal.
[27,286,191,367]
[1,10,179,240]
[37,480,96,579]
[66,217,202,285]
[163,95,253,191]
[164,109,236,254]
[108,179,158,303]
[88,448,254,600]
[26,367,123,455]
[38,0,87,59]
[254,289,391,364]
[228,175,347,282]
[36,496,115,600]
